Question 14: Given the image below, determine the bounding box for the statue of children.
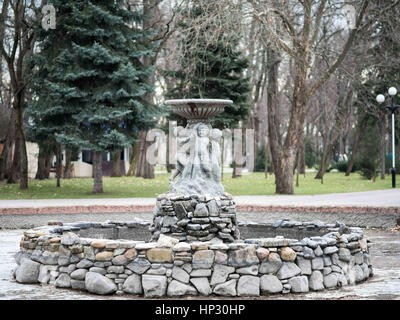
[169,126,190,182]
[196,123,212,177]
[210,128,222,183]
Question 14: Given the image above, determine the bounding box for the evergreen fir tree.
[165,1,251,129]
[28,0,158,193]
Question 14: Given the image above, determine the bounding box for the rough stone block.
[237,275,260,297]
[167,280,197,297]
[122,274,143,294]
[146,248,173,263]
[228,247,259,267]
[192,250,214,269]
[213,279,237,296]
[288,276,309,293]
[142,275,167,298]
[85,272,117,295]
[15,259,40,284]
[260,275,283,294]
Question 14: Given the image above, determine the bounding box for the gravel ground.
[1,228,399,300]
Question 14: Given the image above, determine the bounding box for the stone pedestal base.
[149,192,240,243]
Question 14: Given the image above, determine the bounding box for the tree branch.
[308,0,369,98]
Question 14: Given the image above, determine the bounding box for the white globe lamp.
[388,87,397,96]
[376,94,385,104]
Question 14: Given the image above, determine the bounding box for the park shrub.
[359,157,378,180]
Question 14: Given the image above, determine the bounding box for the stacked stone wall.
[14,220,373,297]
[150,193,240,242]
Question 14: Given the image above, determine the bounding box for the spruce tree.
[29,0,158,193]
[165,1,251,129]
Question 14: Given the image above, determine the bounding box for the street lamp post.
[376,87,400,188]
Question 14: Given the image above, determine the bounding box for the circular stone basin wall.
[13,219,373,297]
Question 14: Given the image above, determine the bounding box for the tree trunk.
[297,129,306,174]
[346,117,364,176]
[166,134,172,173]
[127,142,140,176]
[44,153,53,179]
[315,88,353,180]
[221,137,224,181]
[92,151,103,194]
[379,116,387,179]
[266,46,282,189]
[63,149,72,179]
[136,131,147,177]
[111,150,122,177]
[0,108,15,181]
[315,142,333,179]
[275,58,308,194]
[232,128,243,178]
[135,131,155,179]
[8,126,20,184]
[36,144,48,180]
[264,140,269,179]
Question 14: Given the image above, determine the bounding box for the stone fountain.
[150,99,240,243]
[11,98,374,298]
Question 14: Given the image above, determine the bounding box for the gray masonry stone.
[172,266,190,284]
[192,250,214,269]
[126,258,151,274]
[55,273,71,288]
[122,274,143,294]
[60,232,80,246]
[142,275,167,298]
[236,265,258,275]
[323,246,338,255]
[89,267,107,275]
[276,262,301,280]
[260,275,283,294]
[311,257,324,270]
[167,280,197,297]
[38,265,50,284]
[338,248,351,262]
[85,272,117,295]
[324,273,338,288]
[259,252,282,274]
[190,277,212,296]
[71,279,86,291]
[302,247,315,259]
[15,259,40,284]
[228,247,259,267]
[191,269,212,277]
[237,275,260,297]
[309,271,324,291]
[213,279,237,296]
[194,203,209,217]
[76,259,94,269]
[296,257,312,275]
[210,264,235,286]
[288,276,309,293]
[354,265,365,282]
[314,246,323,257]
[70,268,88,280]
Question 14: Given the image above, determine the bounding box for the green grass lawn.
[0,172,396,200]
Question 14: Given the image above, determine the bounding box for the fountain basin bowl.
[165,99,233,121]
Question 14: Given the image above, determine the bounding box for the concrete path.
[1,189,399,209]
[1,190,399,228]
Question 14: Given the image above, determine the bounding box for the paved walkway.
[0,190,399,228]
[1,189,400,209]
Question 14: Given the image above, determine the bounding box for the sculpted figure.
[195,123,212,178]
[169,126,190,182]
[210,128,222,183]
